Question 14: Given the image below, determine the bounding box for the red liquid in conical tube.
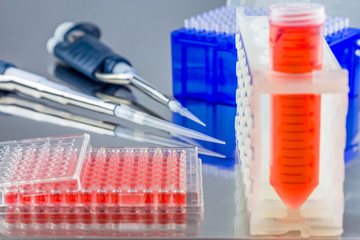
[270,14,323,209]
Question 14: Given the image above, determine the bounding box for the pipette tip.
[168,100,206,126]
[198,147,226,158]
[114,105,225,144]
[212,138,226,145]
[179,107,206,126]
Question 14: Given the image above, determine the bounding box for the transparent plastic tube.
[269,3,326,209]
[114,105,225,144]
[114,126,225,158]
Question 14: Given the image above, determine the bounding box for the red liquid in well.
[5,192,18,204]
[80,192,93,204]
[65,192,79,204]
[173,192,186,205]
[50,193,64,204]
[19,195,31,205]
[35,194,49,204]
[110,192,119,204]
[158,192,171,204]
[96,192,110,204]
[144,192,155,204]
[270,23,322,209]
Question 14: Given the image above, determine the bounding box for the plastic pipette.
[0,60,224,144]
[0,91,224,158]
[47,22,205,126]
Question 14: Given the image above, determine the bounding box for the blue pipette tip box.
[171,29,236,106]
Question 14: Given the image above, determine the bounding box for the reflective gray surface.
[0,0,359,239]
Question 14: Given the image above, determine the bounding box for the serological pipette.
[0,60,225,144]
[47,22,205,126]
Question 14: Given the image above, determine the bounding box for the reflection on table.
[0,208,202,238]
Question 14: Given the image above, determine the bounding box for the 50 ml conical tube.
[269,3,325,209]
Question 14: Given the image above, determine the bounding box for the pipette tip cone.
[183,132,225,144]
[171,124,225,145]
[211,138,226,145]
[179,107,206,126]
[114,105,224,144]
[168,100,206,126]
[198,148,226,158]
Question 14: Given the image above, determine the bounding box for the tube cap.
[269,3,326,26]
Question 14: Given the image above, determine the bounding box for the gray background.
[0,0,359,239]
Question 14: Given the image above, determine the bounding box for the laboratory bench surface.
[0,0,360,239]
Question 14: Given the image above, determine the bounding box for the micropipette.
[0,91,224,158]
[0,60,224,144]
[52,63,164,120]
[52,65,225,157]
[47,22,205,126]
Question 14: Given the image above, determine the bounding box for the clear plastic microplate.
[0,134,90,201]
[0,134,204,221]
